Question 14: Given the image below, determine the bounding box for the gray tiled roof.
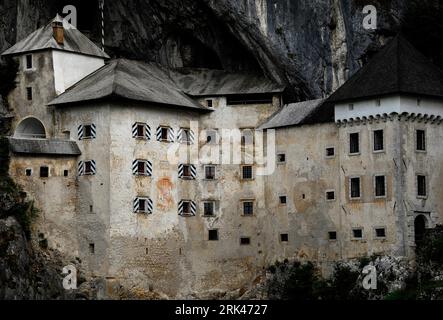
[258,98,329,129]
[328,35,443,103]
[48,59,209,111]
[8,138,81,156]
[1,15,109,59]
[168,68,285,96]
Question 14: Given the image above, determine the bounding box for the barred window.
[350,177,361,199]
[242,165,253,180]
[243,201,254,216]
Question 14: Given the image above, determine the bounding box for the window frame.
[374,175,387,199]
[204,165,216,180]
[349,132,361,155]
[349,176,362,200]
[417,174,427,199]
[40,166,49,178]
[372,129,385,153]
[416,129,427,152]
[277,153,286,164]
[208,229,219,241]
[203,201,216,217]
[326,190,336,201]
[25,54,34,70]
[242,200,254,216]
[374,227,387,239]
[352,228,364,240]
[328,231,337,241]
[241,165,253,180]
[26,87,33,101]
[325,146,336,159]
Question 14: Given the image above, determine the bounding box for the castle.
[3,16,443,298]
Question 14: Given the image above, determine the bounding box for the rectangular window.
[26,87,32,101]
[204,202,215,216]
[205,166,216,180]
[375,228,386,238]
[373,130,384,152]
[349,133,360,154]
[240,237,251,245]
[206,99,213,108]
[243,201,254,216]
[161,127,169,141]
[64,170,69,177]
[182,165,191,178]
[328,231,337,240]
[352,228,363,239]
[326,147,335,158]
[83,125,93,139]
[280,234,289,242]
[137,162,146,175]
[25,169,32,176]
[84,161,94,175]
[134,197,153,214]
[375,175,386,198]
[326,191,336,201]
[40,166,49,178]
[242,165,253,180]
[208,229,218,241]
[182,201,191,215]
[277,153,286,163]
[89,243,95,254]
[417,175,427,198]
[279,196,287,205]
[25,54,33,69]
[138,199,146,212]
[416,130,426,151]
[350,177,361,199]
[136,124,145,138]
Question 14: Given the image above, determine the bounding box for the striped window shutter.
[156,127,162,141]
[132,160,153,176]
[133,197,153,214]
[78,161,85,176]
[132,123,138,138]
[189,129,195,144]
[90,124,97,138]
[132,123,151,140]
[177,129,195,144]
[178,164,197,179]
[145,124,151,140]
[168,127,175,142]
[178,200,197,216]
[156,127,174,142]
[89,160,97,175]
[78,125,84,140]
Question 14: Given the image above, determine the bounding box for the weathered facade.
[3,17,443,298]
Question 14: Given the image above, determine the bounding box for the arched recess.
[15,117,47,139]
[414,214,428,244]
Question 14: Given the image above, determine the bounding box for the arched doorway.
[15,117,46,139]
[414,215,427,244]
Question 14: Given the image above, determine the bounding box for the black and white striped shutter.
[132,123,138,138]
[90,124,97,138]
[90,160,97,175]
[177,128,183,142]
[168,127,174,142]
[145,124,151,140]
[156,127,162,141]
[189,130,195,144]
[178,200,197,216]
[132,160,138,175]
[190,165,197,179]
[133,198,153,214]
[178,164,184,178]
[78,125,84,140]
[78,161,85,176]
[146,160,152,176]
[146,198,153,213]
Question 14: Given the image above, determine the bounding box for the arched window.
[15,117,46,139]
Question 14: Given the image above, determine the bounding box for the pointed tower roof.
[328,35,443,103]
[1,15,109,59]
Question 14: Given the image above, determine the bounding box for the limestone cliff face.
[0,0,407,100]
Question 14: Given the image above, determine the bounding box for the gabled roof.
[1,15,109,59]
[48,59,210,111]
[259,98,333,129]
[328,35,443,103]
[167,68,285,96]
[8,138,81,156]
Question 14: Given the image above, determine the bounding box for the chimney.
[52,15,64,45]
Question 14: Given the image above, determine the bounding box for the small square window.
[205,166,216,180]
[416,130,426,151]
[208,229,218,241]
[375,228,386,238]
[182,201,191,215]
[277,153,286,163]
[350,177,361,199]
[89,243,95,254]
[25,169,32,176]
[242,165,253,180]
[240,237,251,245]
[326,147,335,158]
[352,229,363,239]
[64,170,69,177]
[204,202,215,216]
[243,201,254,216]
[182,165,192,178]
[328,231,337,240]
[326,191,335,201]
[373,130,384,152]
[40,166,49,178]
[84,161,94,175]
[417,175,427,198]
[26,87,33,101]
[83,125,94,139]
[135,124,145,138]
[206,99,213,108]
[280,234,289,242]
[375,175,386,197]
[349,133,360,154]
[160,127,169,141]
[279,196,287,204]
[25,54,33,69]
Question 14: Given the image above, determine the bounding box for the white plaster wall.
[52,50,105,95]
